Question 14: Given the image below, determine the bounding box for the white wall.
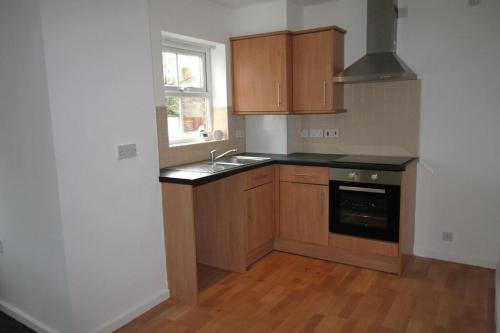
[0,1,72,332]
[39,0,167,332]
[231,0,287,36]
[303,0,500,268]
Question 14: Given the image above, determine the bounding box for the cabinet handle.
[277,83,282,107]
[295,173,313,177]
[320,191,324,216]
[248,195,253,222]
[323,80,327,105]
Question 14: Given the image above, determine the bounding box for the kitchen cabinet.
[161,160,417,305]
[245,182,274,262]
[279,165,329,246]
[230,26,345,115]
[231,32,291,114]
[292,26,345,113]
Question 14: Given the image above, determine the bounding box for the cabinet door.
[292,29,344,113]
[232,33,290,113]
[279,182,328,246]
[246,182,274,253]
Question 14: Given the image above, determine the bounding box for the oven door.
[330,181,400,242]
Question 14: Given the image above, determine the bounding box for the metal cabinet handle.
[294,173,313,177]
[248,195,253,222]
[323,80,327,105]
[277,83,282,107]
[320,191,324,216]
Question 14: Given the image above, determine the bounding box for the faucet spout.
[210,148,238,164]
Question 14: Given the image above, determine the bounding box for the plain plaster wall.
[304,0,500,268]
[0,1,72,332]
[39,0,167,332]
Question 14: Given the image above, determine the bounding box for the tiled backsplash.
[292,80,421,156]
[156,106,245,168]
[156,80,421,168]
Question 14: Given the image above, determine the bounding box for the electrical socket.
[442,232,454,242]
[118,144,137,160]
[300,129,309,138]
[324,129,340,138]
[309,129,324,138]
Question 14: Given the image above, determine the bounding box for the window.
[162,41,212,145]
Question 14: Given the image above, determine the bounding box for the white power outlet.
[300,129,309,138]
[118,144,137,160]
[325,129,340,138]
[309,129,324,138]
[442,232,454,242]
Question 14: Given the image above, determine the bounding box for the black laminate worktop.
[159,153,417,186]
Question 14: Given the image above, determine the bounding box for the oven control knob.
[348,172,357,179]
[370,173,379,181]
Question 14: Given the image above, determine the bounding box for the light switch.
[118,144,137,160]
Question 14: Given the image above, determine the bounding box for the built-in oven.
[329,168,401,242]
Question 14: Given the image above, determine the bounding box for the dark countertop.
[159,152,418,186]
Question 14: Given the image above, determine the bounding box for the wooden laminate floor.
[116,252,495,333]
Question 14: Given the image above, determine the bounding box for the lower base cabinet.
[161,163,416,305]
[245,182,274,256]
[279,182,329,246]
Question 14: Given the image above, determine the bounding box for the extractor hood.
[334,0,417,84]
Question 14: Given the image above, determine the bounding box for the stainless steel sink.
[220,155,271,164]
[170,155,271,174]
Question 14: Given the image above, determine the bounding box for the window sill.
[169,138,228,148]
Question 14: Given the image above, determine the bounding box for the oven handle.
[338,185,386,194]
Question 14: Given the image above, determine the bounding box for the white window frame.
[162,40,213,146]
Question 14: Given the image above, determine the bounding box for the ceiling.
[209,0,336,8]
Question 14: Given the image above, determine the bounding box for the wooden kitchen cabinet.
[279,181,329,246]
[231,32,291,114]
[292,26,345,113]
[245,182,274,264]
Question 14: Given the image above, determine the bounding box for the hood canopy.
[334,0,417,84]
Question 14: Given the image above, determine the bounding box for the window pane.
[162,52,178,87]
[177,54,204,90]
[166,96,209,143]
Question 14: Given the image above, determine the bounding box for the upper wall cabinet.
[231,32,291,114]
[292,27,345,113]
[230,26,345,115]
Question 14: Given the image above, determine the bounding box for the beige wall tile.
[294,80,421,156]
[156,106,246,168]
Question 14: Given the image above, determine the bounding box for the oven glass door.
[330,181,400,242]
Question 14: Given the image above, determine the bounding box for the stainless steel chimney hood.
[334,0,417,83]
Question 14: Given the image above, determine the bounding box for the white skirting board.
[90,288,170,333]
[0,299,61,333]
[414,246,497,269]
[0,289,169,333]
